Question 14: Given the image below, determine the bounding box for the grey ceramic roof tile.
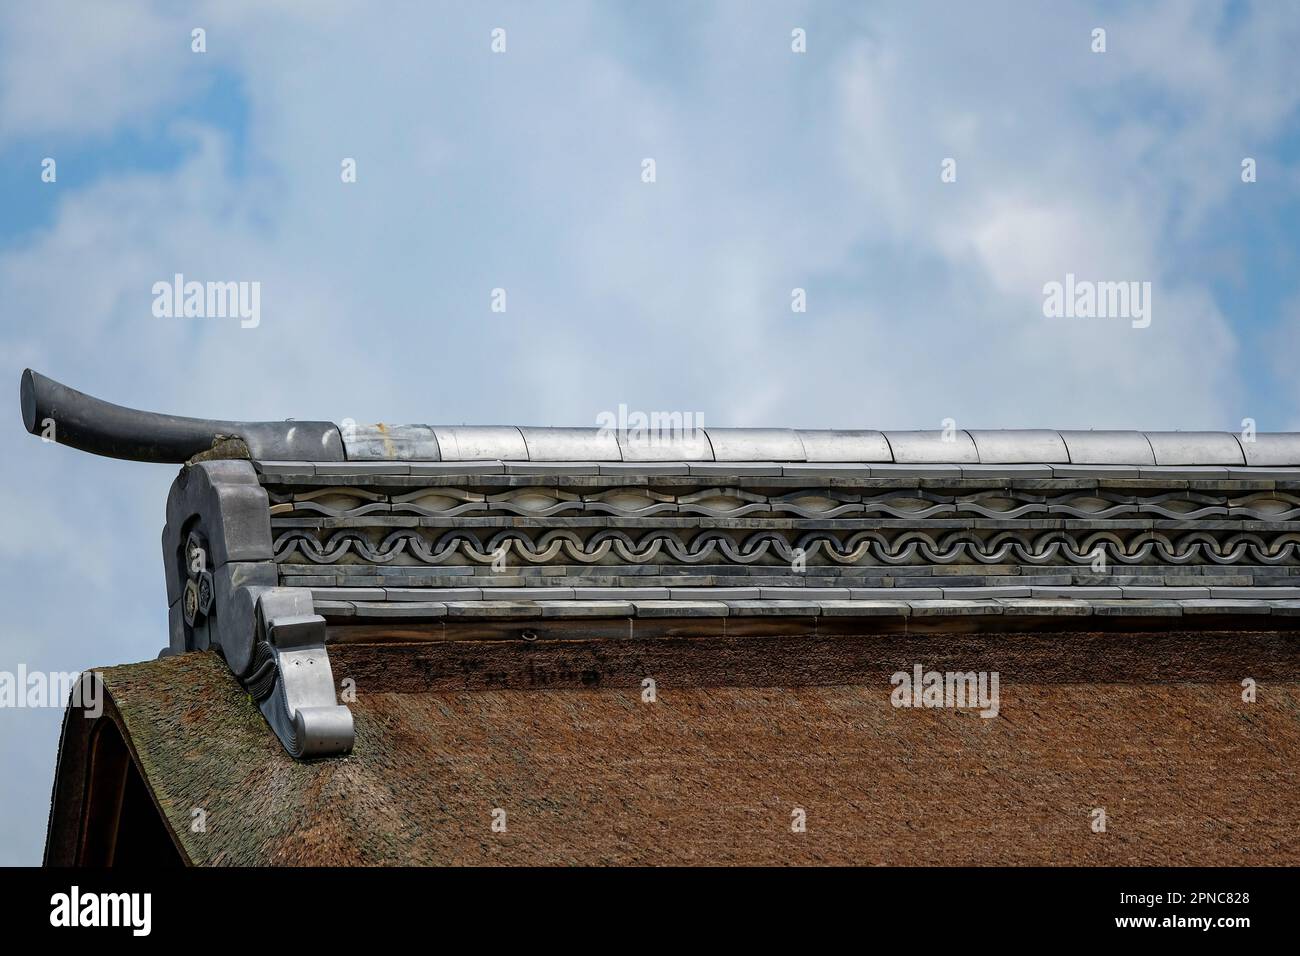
[704,428,805,461]
[442,601,543,618]
[1210,586,1300,599]
[959,464,1055,479]
[433,426,528,461]
[968,429,1068,463]
[865,463,963,479]
[908,600,1004,616]
[849,587,943,600]
[519,427,622,462]
[385,587,482,602]
[1049,464,1143,479]
[1090,601,1184,616]
[617,429,713,462]
[1137,466,1231,479]
[534,600,635,617]
[818,600,911,616]
[760,586,850,600]
[1239,433,1300,467]
[686,462,783,476]
[349,601,447,618]
[795,430,892,462]
[941,586,1031,599]
[1030,585,1123,599]
[669,587,761,600]
[1059,431,1155,465]
[573,587,670,601]
[723,600,823,615]
[314,461,411,476]
[477,587,575,601]
[1178,599,1271,615]
[406,460,505,475]
[312,600,355,616]
[1145,432,1245,466]
[1225,466,1300,479]
[780,463,873,478]
[311,587,386,602]
[883,430,979,463]
[1121,586,1211,599]
[597,462,690,476]
[995,598,1094,616]
[342,424,441,461]
[632,600,729,617]
[253,461,317,477]
[1138,463,1227,478]
[503,461,601,475]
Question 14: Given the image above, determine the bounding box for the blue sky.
[2,0,1299,864]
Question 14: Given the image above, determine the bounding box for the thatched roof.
[48,631,1300,865]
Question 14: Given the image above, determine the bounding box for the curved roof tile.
[968,429,1068,463]
[882,430,980,463]
[1059,430,1155,465]
[1145,432,1245,466]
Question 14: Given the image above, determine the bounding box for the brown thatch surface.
[68,631,1300,865]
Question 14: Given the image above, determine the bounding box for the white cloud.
[0,1,200,139]
[1,0,1298,862]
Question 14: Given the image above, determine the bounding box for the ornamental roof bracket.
[19,369,353,757]
[161,458,353,758]
[247,589,354,758]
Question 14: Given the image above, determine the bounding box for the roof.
[48,635,1300,865]
[23,370,1300,863]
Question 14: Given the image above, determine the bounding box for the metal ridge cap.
[22,375,1300,466]
[251,458,1300,478]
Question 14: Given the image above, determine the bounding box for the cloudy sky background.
[1,0,1298,863]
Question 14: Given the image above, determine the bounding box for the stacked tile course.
[254,426,1300,623]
